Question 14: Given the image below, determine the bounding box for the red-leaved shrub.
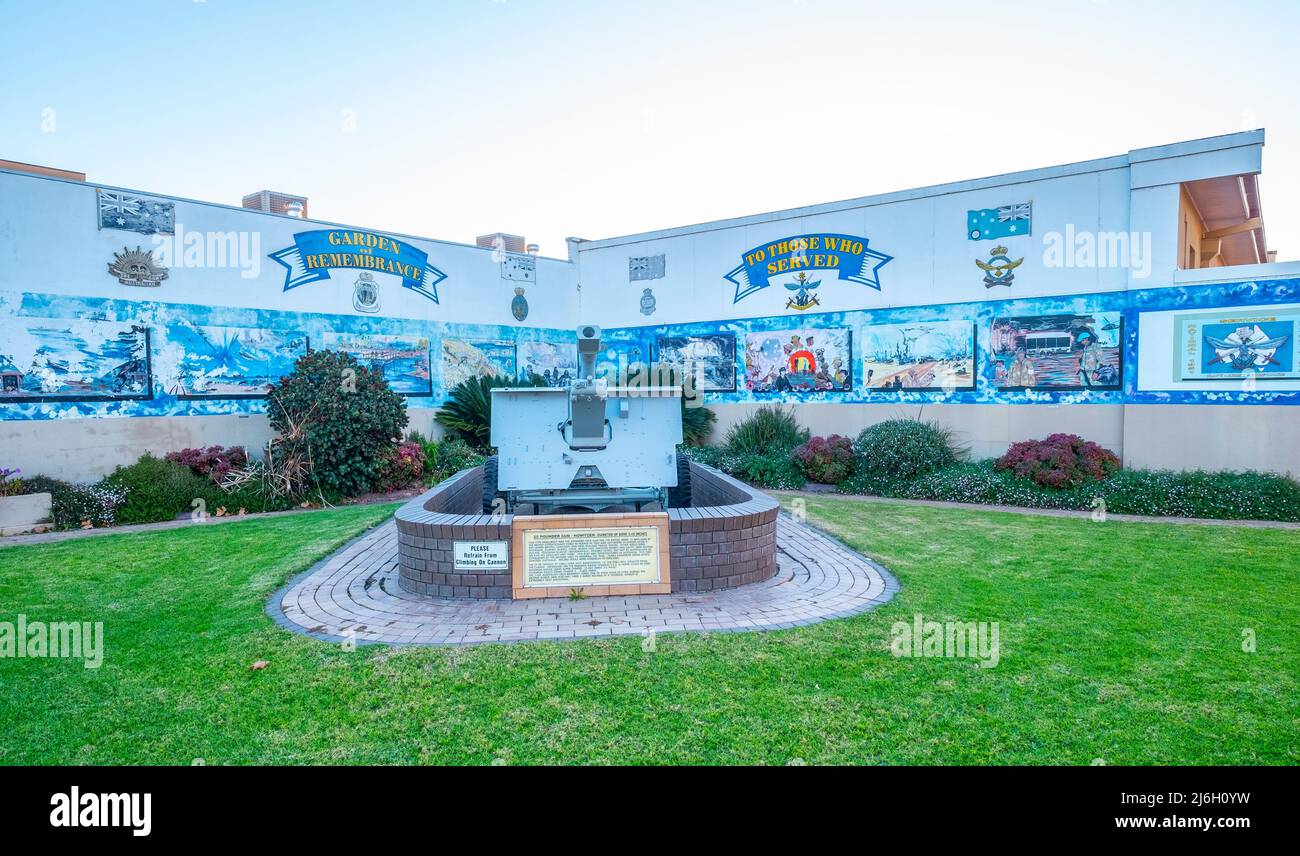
[994,433,1120,489]
[374,441,426,491]
[792,434,855,485]
[165,445,249,484]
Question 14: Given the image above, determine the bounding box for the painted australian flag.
[98,191,175,235]
[968,202,1031,241]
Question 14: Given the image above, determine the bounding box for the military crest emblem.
[108,246,169,286]
[352,273,380,313]
[639,287,657,316]
[511,286,529,322]
[784,271,821,311]
[975,245,1023,288]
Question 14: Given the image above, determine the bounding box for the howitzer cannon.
[485,325,688,514]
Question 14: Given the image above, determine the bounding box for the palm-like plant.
[436,373,547,449]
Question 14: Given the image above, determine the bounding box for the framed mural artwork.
[441,338,517,388]
[162,323,308,399]
[320,332,432,396]
[990,313,1122,390]
[861,320,976,391]
[1173,307,1300,381]
[0,317,151,402]
[595,340,648,382]
[655,333,736,392]
[743,328,852,393]
[519,341,578,387]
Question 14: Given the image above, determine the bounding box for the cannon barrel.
[576,324,601,380]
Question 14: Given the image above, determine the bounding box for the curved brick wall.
[395,462,779,598]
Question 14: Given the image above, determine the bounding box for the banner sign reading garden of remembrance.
[270,230,447,303]
[724,233,892,303]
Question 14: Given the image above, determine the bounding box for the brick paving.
[269,513,898,647]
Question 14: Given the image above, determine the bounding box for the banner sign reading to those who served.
[269,230,447,303]
[724,233,892,303]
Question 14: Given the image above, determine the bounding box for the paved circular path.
[269,514,898,646]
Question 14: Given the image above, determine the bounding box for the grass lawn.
[1,498,1296,765]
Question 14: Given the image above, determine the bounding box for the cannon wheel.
[668,453,692,508]
[482,456,506,515]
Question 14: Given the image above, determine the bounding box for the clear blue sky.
[2,0,1297,258]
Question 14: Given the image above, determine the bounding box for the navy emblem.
[353,273,380,313]
[511,286,529,322]
[975,245,1023,288]
[639,287,657,316]
[783,271,821,311]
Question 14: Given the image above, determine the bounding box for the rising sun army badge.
[108,246,169,286]
[975,245,1023,288]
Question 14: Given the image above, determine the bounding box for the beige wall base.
[703,402,1126,463]
[7,402,1296,484]
[3,407,446,483]
[1122,405,1300,476]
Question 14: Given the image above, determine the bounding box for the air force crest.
[976,245,1023,288]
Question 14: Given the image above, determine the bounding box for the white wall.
[0,169,579,327]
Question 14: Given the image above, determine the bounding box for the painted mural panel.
[1173,308,1300,381]
[744,329,852,393]
[320,332,432,396]
[595,340,648,382]
[0,317,150,401]
[656,334,736,391]
[162,323,307,398]
[441,338,516,388]
[861,320,975,391]
[519,341,578,387]
[990,313,1122,389]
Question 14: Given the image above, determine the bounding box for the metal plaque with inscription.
[521,526,661,589]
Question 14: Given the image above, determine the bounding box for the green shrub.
[435,373,547,449]
[432,438,485,481]
[405,429,439,465]
[19,475,126,529]
[680,445,806,490]
[104,454,228,524]
[731,452,806,489]
[725,405,809,455]
[852,418,964,483]
[838,459,1300,522]
[266,349,409,497]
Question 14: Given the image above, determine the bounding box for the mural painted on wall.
[595,341,647,381]
[441,338,516,387]
[519,341,578,387]
[744,328,852,393]
[161,323,307,399]
[320,332,432,396]
[655,334,736,392]
[1173,308,1300,381]
[0,317,150,402]
[862,320,975,391]
[270,230,447,303]
[990,313,1122,390]
[724,234,892,304]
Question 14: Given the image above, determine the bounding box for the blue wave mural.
[1,276,1297,420]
